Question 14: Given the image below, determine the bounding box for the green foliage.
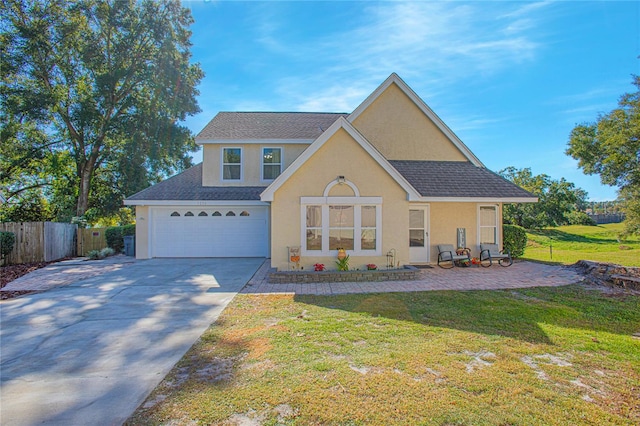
[500,167,588,229]
[335,255,350,271]
[100,247,115,257]
[105,224,135,253]
[2,0,203,218]
[0,231,16,264]
[619,186,640,237]
[0,190,55,222]
[567,76,640,235]
[87,249,102,260]
[503,225,527,257]
[564,210,596,226]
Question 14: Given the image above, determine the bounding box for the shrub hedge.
[503,224,527,258]
[105,224,136,253]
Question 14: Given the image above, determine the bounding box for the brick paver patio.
[0,255,136,293]
[2,257,583,297]
[241,260,584,295]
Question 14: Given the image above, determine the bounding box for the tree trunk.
[76,162,95,217]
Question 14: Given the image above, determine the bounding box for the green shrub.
[105,224,135,253]
[565,211,596,226]
[503,224,527,258]
[0,231,16,265]
[87,249,102,260]
[100,247,115,258]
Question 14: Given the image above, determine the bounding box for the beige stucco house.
[125,73,536,270]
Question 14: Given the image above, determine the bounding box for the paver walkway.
[241,260,583,295]
[1,255,137,293]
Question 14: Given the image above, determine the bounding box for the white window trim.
[478,204,500,247]
[221,147,243,182]
[261,146,283,182]
[301,201,382,256]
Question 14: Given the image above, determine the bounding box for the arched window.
[198,211,208,216]
[240,211,250,216]
[170,211,180,217]
[212,211,222,216]
[226,211,236,216]
[184,211,194,216]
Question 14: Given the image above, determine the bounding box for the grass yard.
[523,223,640,267]
[128,286,640,425]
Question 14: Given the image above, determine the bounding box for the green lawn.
[523,223,640,267]
[128,287,640,425]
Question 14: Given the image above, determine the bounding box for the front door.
[409,206,430,263]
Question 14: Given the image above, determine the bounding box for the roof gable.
[349,73,483,166]
[260,117,421,202]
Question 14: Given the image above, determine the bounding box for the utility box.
[123,235,135,257]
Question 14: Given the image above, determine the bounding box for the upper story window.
[262,147,282,181]
[222,147,242,181]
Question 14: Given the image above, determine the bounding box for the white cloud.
[261,1,554,112]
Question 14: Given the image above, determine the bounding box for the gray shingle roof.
[389,160,536,199]
[196,112,348,140]
[125,164,266,201]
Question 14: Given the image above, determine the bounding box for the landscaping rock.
[573,260,640,290]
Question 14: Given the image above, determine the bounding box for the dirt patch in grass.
[128,287,640,425]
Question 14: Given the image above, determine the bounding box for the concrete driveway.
[0,257,264,426]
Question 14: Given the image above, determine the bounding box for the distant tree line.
[499,167,594,229]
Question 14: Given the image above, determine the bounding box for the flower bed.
[269,265,420,284]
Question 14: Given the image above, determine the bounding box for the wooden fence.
[0,222,77,265]
[588,213,626,224]
[77,228,108,256]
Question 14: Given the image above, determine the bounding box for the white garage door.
[150,206,268,257]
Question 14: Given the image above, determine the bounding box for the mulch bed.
[0,261,52,300]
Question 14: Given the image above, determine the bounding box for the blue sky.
[182,0,639,201]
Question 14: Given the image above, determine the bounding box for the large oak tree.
[1,0,203,219]
[567,75,640,235]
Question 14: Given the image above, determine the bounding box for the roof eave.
[414,196,538,203]
[196,138,314,145]
[123,200,269,206]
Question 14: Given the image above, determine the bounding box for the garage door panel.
[151,207,268,257]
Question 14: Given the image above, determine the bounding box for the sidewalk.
[241,260,583,295]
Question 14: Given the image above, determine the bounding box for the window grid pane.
[480,227,496,244]
[263,164,281,180]
[306,206,321,227]
[362,206,376,227]
[223,165,240,180]
[306,229,322,251]
[361,229,376,250]
[263,148,281,164]
[223,148,241,164]
[329,205,354,227]
[329,229,354,250]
